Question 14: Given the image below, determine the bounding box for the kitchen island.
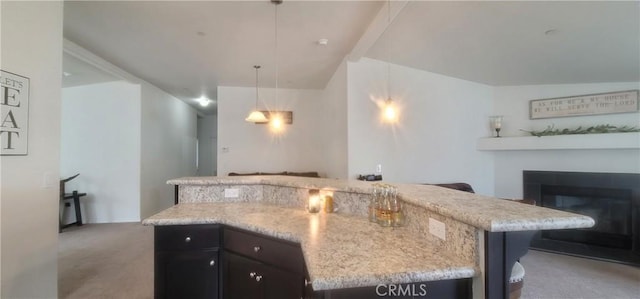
[143,176,594,299]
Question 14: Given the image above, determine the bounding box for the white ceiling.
[63,1,640,114]
[62,52,119,88]
[63,0,382,114]
[366,1,640,86]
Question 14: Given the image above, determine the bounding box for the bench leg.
[73,191,83,226]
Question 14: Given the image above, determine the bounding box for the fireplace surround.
[524,171,640,266]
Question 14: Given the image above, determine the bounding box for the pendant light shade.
[383,97,397,122]
[245,65,268,123]
[245,110,268,122]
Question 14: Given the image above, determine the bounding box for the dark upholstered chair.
[228,171,320,178]
[433,183,475,193]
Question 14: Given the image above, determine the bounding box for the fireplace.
[524,171,640,266]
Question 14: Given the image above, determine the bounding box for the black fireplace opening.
[540,185,632,250]
[524,171,640,266]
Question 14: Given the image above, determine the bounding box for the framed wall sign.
[254,110,293,124]
[530,90,639,119]
[1,70,30,155]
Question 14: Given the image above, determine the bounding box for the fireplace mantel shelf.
[477,132,640,151]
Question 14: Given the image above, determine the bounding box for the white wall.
[63,40,199,221]
[0,2,62,297]
[140,84,198,218]
[318,60,349,179]
[61,81,141,223]
[197,114,217,176]
[217,86,324,176]
[347,58,495,195]
[492,82,640,198]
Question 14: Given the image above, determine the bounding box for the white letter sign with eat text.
[1,70,30,155]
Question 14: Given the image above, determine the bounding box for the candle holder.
[489,116,503,138]
[307,189,321,213]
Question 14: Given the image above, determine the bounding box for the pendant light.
[269,0,285,132]
[382,0,398,123]
[245,65,269,123]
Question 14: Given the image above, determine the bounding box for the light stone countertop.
[143,202,476,290]
[167,176,595,232]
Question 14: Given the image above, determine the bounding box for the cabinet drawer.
[224,227,304,274]
[155,224,220,251]
[224,252,304,299]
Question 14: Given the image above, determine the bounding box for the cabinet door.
[223,252,303,299]
[156,249,219,299]
[223,252,263,298]
[262,262,304,299]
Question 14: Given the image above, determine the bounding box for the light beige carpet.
[521,250,640,299]
[59,223,640,299]
[58,222,153,299]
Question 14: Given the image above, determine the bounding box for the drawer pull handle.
[249,272,262,282]
[253,246,261,253]
[184,237,191,243]
[209,260,215,266]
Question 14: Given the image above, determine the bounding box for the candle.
[490,115,504,137]
[308,190,321,213]
[490,116,503,129]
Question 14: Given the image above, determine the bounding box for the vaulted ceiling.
[63,1,640,114]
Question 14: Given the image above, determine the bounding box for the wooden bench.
[59,174,88,232]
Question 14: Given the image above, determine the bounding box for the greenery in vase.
[521,124,640,137]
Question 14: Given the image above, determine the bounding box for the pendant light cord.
[386,0,391,101]
[274,1,279,109]
[254,65,260,109]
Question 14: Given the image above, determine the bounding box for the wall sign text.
[1,70,30,155]
[530,90,639,119]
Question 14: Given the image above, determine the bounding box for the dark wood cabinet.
[154,224,471,299]
[155,225,221,299]
[223,227,305,299]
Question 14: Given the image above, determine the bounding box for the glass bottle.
[369,184,380,222]
[377,185,393,227]
[389,186,404,226]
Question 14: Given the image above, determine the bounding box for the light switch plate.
[224,188,239,198]
[429,218,446,240]
[42,172,55,189]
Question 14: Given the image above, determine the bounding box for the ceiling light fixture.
[197,96,211,107]
[245,65,269,123]
[270,0,285,133]
[382,0,398,124]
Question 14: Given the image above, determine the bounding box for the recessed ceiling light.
[197,96,211,107]
[317,38,329,46]
[544,29,558,36]
[63,71,72,77]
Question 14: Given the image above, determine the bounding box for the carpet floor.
[58,222,640,299]
[58,222,153,299]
